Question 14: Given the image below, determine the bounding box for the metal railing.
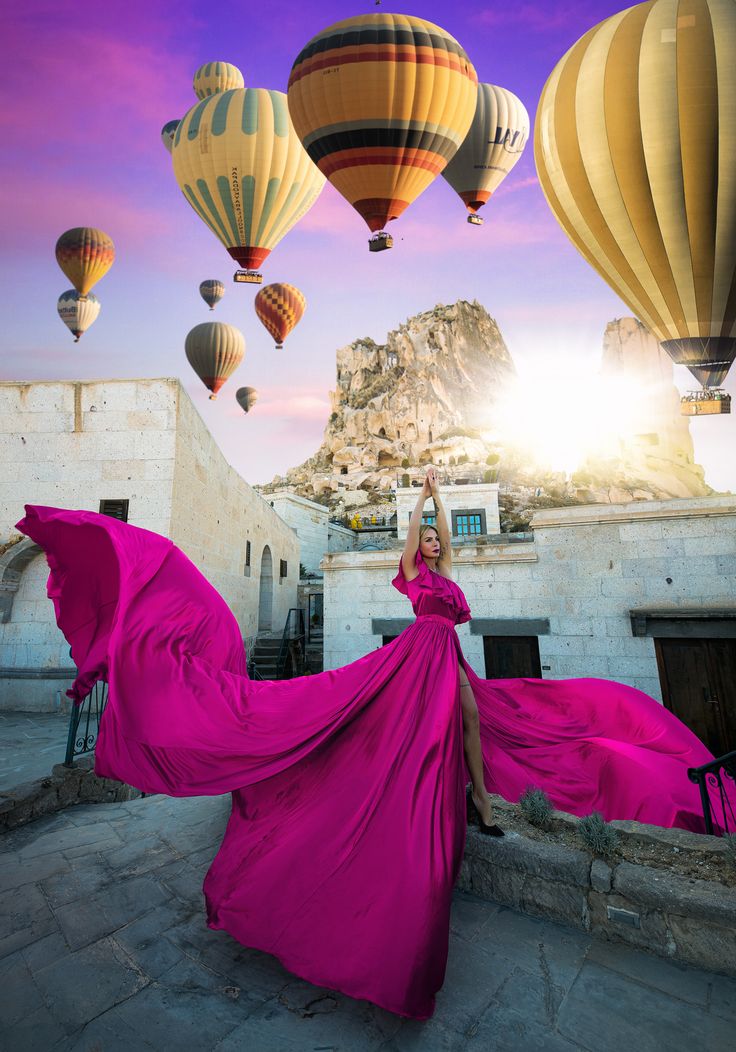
[687,750,736,836]
[276,608,306,679]
[64,680,108,766]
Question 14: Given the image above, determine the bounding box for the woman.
[15,483,726,1020]
[399,466,503,835]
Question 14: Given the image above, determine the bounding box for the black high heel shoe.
[466,786,505,837]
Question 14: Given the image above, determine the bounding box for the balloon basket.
[234,270,263,284]
[680,390,731,416]
[368,232,393,252]
[467,214,484,226]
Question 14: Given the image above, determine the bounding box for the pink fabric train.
[16,505,728,1020]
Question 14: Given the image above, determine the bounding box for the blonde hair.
[418,523,443,556]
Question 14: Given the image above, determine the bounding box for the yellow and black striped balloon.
[287,13,478,233]
[535,0,736,388]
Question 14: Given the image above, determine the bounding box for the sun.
[486,355,649,477]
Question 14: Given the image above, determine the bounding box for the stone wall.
[170,388,299,639]
[322,497,736,699]
[459,802,736,978]
[0,378,300,710]
[265,491,328,576]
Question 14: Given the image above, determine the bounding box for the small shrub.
[401,458,410,468]
[519,787,554,830]
[577,812,619,857]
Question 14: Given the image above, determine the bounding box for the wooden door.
[655,638,736,757]
[483,636,542,679]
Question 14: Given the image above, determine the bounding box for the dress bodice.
[391,552,471,625]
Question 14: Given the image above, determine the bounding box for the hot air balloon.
[287,13,478,249]
[442,84,529,226]
[184,322,244,399]
[193,61,244,100]
[55,228,115,298]
[236,386,259,413]
[161,120,180,153]
[199,279,225,310]
[57,290,100,342]
[172,88,325,282]
[254,283,305,348]
[534,0,735,416]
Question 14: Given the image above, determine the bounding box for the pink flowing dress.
[15,505,729,1020]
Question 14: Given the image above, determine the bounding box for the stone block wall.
[170,388,299,639]
[0,378,301,710]
[265,492,328,577]
[322,497,736,697]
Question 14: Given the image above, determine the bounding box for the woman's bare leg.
[459,667,495,825]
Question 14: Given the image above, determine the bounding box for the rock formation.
[261,304,710,523]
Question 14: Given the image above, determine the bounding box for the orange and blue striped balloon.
[287,13,478,233]
[254,284,306,348]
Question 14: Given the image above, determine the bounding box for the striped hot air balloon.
[172,89,325,275]
[254,283,306,348]
[184,321,245,399]
[55,228,115,298]
[534,0,736,393]
[193,61,244,99]
[236,386,259,413]
[199,279,225,310]
[442,84,529,224]
[287,13,478,239]
[57,290,100,342]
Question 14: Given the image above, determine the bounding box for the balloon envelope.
[442,83,529,215]
[172,88,325,272]
[161,120,180,153]
[287,13,478,233]
[199,279,225,310]
[55,228,115,297]
[193,61,244,99]
[534,0,736,389]
[57,290,100,342]
[236,386,259,413]
[254,283,306,347]
[184,321,245,399]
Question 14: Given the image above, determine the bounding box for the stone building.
[395,482,501,539]
[0,378,299,711]
[322,496,736,759]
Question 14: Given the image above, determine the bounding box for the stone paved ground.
[1,793,734,1052]
[0,711,71,792]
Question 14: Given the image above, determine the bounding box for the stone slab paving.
[1,793,734,1052]
[0,711,72,792]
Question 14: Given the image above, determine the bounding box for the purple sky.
[2,1,733,490]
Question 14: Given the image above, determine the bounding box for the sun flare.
[487,357,651,477]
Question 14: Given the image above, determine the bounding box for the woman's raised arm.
[401,475,432,582]
[429,475,453,577]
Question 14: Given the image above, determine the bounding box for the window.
[452,509,486,537]
[244,541,251,577]
[280,559,288,579]
[99,499,129,522]
[422,513,436,526]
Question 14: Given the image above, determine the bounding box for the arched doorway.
[258,546,274,633]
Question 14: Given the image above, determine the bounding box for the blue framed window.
[422,513,436,526]
[452,510,485,537]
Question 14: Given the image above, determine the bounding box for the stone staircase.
[250,635,282,679]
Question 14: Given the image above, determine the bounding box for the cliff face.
[265,300,516,505]
[262,305,710,520]
[574,317,709,502]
